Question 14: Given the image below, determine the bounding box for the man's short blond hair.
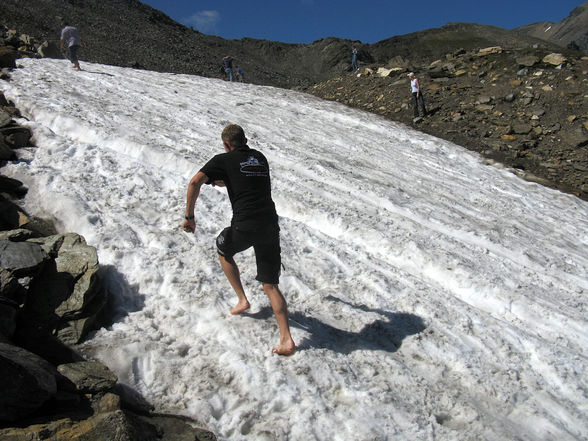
[221,124,247,147]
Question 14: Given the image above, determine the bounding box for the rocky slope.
[307,47,588,201]
[0,0,564,89]
[0,0,354,88]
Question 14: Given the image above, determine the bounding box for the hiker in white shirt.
[409,72,427,118]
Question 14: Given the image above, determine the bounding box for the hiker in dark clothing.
[223,56,235,81]
[183,124,296,355]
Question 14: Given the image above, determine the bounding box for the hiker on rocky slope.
[223,55,235,81]
[409,72,427,118]
[351,46,359,70]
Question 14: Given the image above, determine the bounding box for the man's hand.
[212,180,225,187]
[183,218,195,233]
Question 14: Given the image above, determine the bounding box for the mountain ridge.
[0,0,573,89]
[514,1,588,52]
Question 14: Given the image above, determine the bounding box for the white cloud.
[184,10,220,33]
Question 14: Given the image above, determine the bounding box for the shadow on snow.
[243,294,427,354]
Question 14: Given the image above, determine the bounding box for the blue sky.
[140,0,584,44]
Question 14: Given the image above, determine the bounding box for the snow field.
[2,58,587,441]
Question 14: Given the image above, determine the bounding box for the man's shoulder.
[206,151,228,163]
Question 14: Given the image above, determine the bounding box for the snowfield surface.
[3,58,587,441]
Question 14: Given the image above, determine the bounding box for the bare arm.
[182,171,209,233]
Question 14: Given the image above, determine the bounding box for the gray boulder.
[0,410,157,441]
[57,361,118,394]
[0,342,57,422]
[542,53,566,66]
[0,108,12,128]
[561,127,588,148]
[0,267,20,300]
[0,126,32,148]
[0,267,21,338]
[516,55,539,67]
[0,409,217,441]
[25,233,108,344]
[0,239,48,277]
[0,228,34,242]
[512,123,533,135]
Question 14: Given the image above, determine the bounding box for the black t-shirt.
[200,145,278,230]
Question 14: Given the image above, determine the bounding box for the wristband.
[185,215,194,220]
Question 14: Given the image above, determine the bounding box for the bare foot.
[272,339,296,356]
[230,299,250,315]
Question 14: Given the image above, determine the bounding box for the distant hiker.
[351,46,359,70]
[409,72,427,118]
[183,124,296,356]
[236,66,245,82]
[223,55,235,81]
[60,21,84,71]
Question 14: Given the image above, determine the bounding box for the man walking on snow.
[183,124,296,355]
[60,21,84,71]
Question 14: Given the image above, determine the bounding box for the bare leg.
[263,283,296,355]
[219,255,250,314]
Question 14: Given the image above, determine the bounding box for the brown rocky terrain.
[0,0,567,89]
[307,47,588,200]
